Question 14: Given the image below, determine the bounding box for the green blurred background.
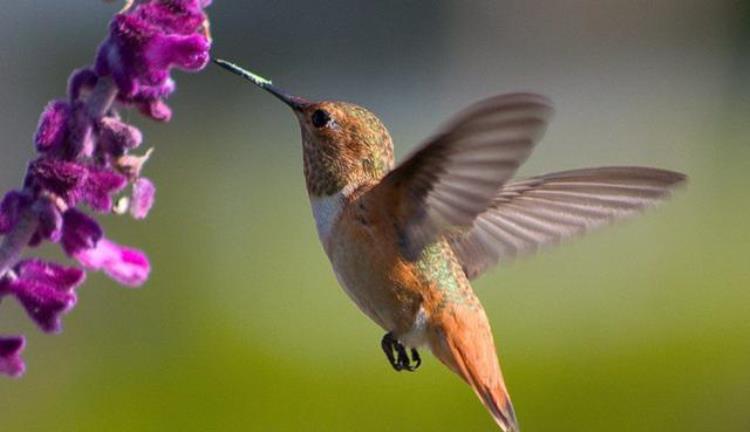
[1,1,749,431]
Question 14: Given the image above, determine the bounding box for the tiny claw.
[381,332,401,371]
[381,332,422,372]
[410,348,422,370]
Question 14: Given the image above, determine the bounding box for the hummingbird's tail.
[429,313,519,432]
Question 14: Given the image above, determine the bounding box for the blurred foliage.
[0,1,748,431]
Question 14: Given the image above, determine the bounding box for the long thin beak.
[213,58,310,111]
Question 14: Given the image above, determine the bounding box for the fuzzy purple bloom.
[98,117,143,156]
[0,260,84,333]
[61,209,103,257]
[24,159,128,213]
[96,0,211,121]
[0,337,25,378]
[25,159,88,206]
[0,0,211,377]
[34,101,71,153]
[28,198,63,246]
[75,239,150,287]
[82,167,128,212]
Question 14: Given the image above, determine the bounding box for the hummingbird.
[214,58,686,431]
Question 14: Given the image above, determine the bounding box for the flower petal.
[61,209,103,256]
[32,198,63,244]
[0,336,25,378]
[25,158,87,206]
[82,168,127,212]
[136,98,172,122]
[135,1,210,35]
[99,117,143,156]
[34,101,70,153]
[130,177,155,219]
[146,33,211,73]
[74,238,150,287]
[6,259,84,333]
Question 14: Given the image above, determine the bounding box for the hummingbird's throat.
[302,150,350,196]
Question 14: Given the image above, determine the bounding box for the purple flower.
[25,158,88,205]
[82,167,128,212]
[0,337,25,378]
[0,0,211,377]
[96,0,211,121]
[74,239,150,287]
[98,117,143,156]
[61,209,103,256]
[134,92,174,122]
[0,260,84,333]
[24,159,128,213]
[34,101,71,153]
[28,198,63,246]
[131,177,155,219]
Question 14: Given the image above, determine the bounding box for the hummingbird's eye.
[311,109,331,128]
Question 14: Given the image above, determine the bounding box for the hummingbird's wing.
[448,167,686,279]
[372,93,554,260]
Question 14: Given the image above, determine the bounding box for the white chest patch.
[309,190,347,248]
[401,306,429,348]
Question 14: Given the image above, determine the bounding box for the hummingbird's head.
[214,59,394,197]
[294,100,394,196]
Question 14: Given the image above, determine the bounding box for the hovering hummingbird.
[214,58,686,431]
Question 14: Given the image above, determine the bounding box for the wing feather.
[372,93,554,260]
[449,167,687,279]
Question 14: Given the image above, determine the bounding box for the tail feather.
[430,318,519,431]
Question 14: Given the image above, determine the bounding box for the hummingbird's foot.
[410,348,421,370]
[381,332,400,371]
[381,332,421,372]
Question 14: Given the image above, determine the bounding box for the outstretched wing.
[448,167,687,279]
[371,93,554,260]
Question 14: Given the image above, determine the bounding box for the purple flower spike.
[34,101,70,153]
[131,177,155,219]
[1,260,84,333]
[0,0,211,376]
[61,209,103,256]
[75,239,150,287]
[0,336,25,378]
